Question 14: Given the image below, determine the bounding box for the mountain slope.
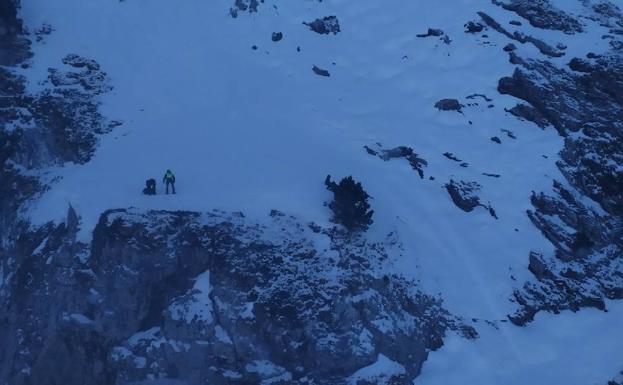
[1,0,623,384]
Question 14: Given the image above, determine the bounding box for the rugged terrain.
[1,0,623,384]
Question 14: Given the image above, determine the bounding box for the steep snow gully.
[1,0,623,384]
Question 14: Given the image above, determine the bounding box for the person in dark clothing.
[163,169,176,194]
[143,178,156,195]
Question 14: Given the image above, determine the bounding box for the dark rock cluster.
[229,0,262,18]
[48,54,112,94]
[445,180,482,212]
[0,0,21,35]
[417,28,451,45]
[0,3,113,245]
[364,144,428,179]
[34,23,53,42]
[492,0,584,34]
[271,32,283,42]
[2,55,112,169]
[0,208,475,385]
[304,16,341,35]
[488,4,623,325]
[464,21,485,33]
[0,0,31,65]
[445,180,498,219]
[478,11,565,57]
[434,98,462,112]
[443,152,468,168]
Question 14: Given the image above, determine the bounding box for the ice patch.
[63,313,94,325]
[418,301,623,385]
[348,354,406,385]
[214,325,233,345]
[168,271,213,324]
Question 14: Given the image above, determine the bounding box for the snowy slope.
[22,0,561,320]
[4,0,623,383]
[418,300,623,385]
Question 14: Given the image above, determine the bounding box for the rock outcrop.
[489,3,623,325]
[304,16,341,35]
[434,99,462,112]
[0,209,475,385]
[229,0,261,18]
[364,144,428,179]
[0,15,113,241]
[0,0,31,65]
[492,0,584,34]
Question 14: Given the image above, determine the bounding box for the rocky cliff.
[2,0,623,384]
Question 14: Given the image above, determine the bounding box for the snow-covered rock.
[0,208,473,384]
[2,0,623,384]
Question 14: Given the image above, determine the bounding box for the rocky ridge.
[2,0,623,384]
[483,1,623,324]
[0,208,474,385]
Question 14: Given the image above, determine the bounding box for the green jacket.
[163,171,175,184]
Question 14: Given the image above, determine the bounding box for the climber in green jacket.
[163,169,176,194]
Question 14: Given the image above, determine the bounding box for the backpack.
[143,178,156,195]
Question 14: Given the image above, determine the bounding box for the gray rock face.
[0,0,21,35]
[445,180,498,219]
[0,209,475,385]
[478,11,565,57]
[0,0,31,65]
[492,0,584,34]
[498,54,623,136]
[0,18,113,242]
[0,129,41,239]
[48,53,111,94]
[489,10,623,324]
[1,57,112,170]
[510,178,623,325]
[444,180,482,212]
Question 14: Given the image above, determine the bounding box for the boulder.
[434,99,462,112]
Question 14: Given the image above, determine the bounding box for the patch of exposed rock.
[417,28,451,45]
[1,55,113,170]
[364,144,428,179]
[229,0,261,18]
[0,0,31,65]
[464,21,485,33]
[478,11,565,57]
[445,180,482,212]
[444,180,498,219]
[312,65,330,77]
[492,0,584,34]
[511,181,623,325]
[434,98,462,112]
[493,35,623,323]
[304,16,341,35]
[0,9,115,243]
[0,208,475,385]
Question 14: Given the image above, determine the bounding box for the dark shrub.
[325,175,374,231]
